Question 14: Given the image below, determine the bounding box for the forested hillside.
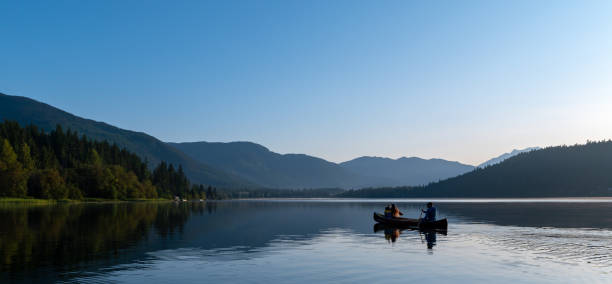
[340,141,612,197]
[0,121,219,200]
[0,93,252,188]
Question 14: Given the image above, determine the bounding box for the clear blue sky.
[2,0,611,165]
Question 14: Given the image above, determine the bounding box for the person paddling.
[420,202,436,223]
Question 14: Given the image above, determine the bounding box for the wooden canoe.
[373,212,448,230]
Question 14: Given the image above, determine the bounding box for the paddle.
[418,210,425,244]
[416,208,423,228]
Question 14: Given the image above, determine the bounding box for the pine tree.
[0,139,27,197]
[18,143,35,170]
[28,169,67,199]
[89,149,103,168]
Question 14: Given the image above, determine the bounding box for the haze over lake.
[2,200,611,283]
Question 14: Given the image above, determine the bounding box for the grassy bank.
[0,197,172,204]
[0,197,57,204]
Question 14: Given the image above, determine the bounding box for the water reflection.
[0,202,203,282]
[373,223,444,249]
[423,230,436,249]
[1,200,611,283]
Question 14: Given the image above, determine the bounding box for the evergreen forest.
[0,121,219,200]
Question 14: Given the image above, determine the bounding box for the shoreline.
[0,197,172,204]
[233,196,612,203]
[4,196,612,204]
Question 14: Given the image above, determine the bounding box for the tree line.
[222,187,344,198]
[0,121,221,200]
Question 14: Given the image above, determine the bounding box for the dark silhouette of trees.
[0,139,28,197]
[0,121,211,200]
[340,141,612,198]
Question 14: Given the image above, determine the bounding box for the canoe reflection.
[373,223,446,249]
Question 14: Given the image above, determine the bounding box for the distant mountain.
[478,147,541,168]
[341,141,612,197]
[168,141,387,189]
[339,156,475,186]
[0,92,253,188]
[171,140,477,189]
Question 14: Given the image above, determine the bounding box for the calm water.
[1,199,611,283]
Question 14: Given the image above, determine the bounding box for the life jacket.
[424,207,436,222]
[384,207,392,218]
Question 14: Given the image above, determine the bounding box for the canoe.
[373,212,448,230]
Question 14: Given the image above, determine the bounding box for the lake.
[1,199,611,283]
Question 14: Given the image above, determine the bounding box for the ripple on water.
[6,201,612,284]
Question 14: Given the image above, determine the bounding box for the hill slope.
[341,142,612,197]
[478,147,540,168]
[339,156,475,186]
[0,92,252,188]
[168,141,387,189]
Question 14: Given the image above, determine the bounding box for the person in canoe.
[384,204,393,218]
[420,202,436,223]
[391,204,403,218]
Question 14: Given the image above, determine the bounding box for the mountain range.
[339,156,474,186]
[169,142,476,188]
[168,141,366,189]
[1,92,492,189]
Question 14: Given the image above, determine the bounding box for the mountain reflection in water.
[1,200,611,283]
